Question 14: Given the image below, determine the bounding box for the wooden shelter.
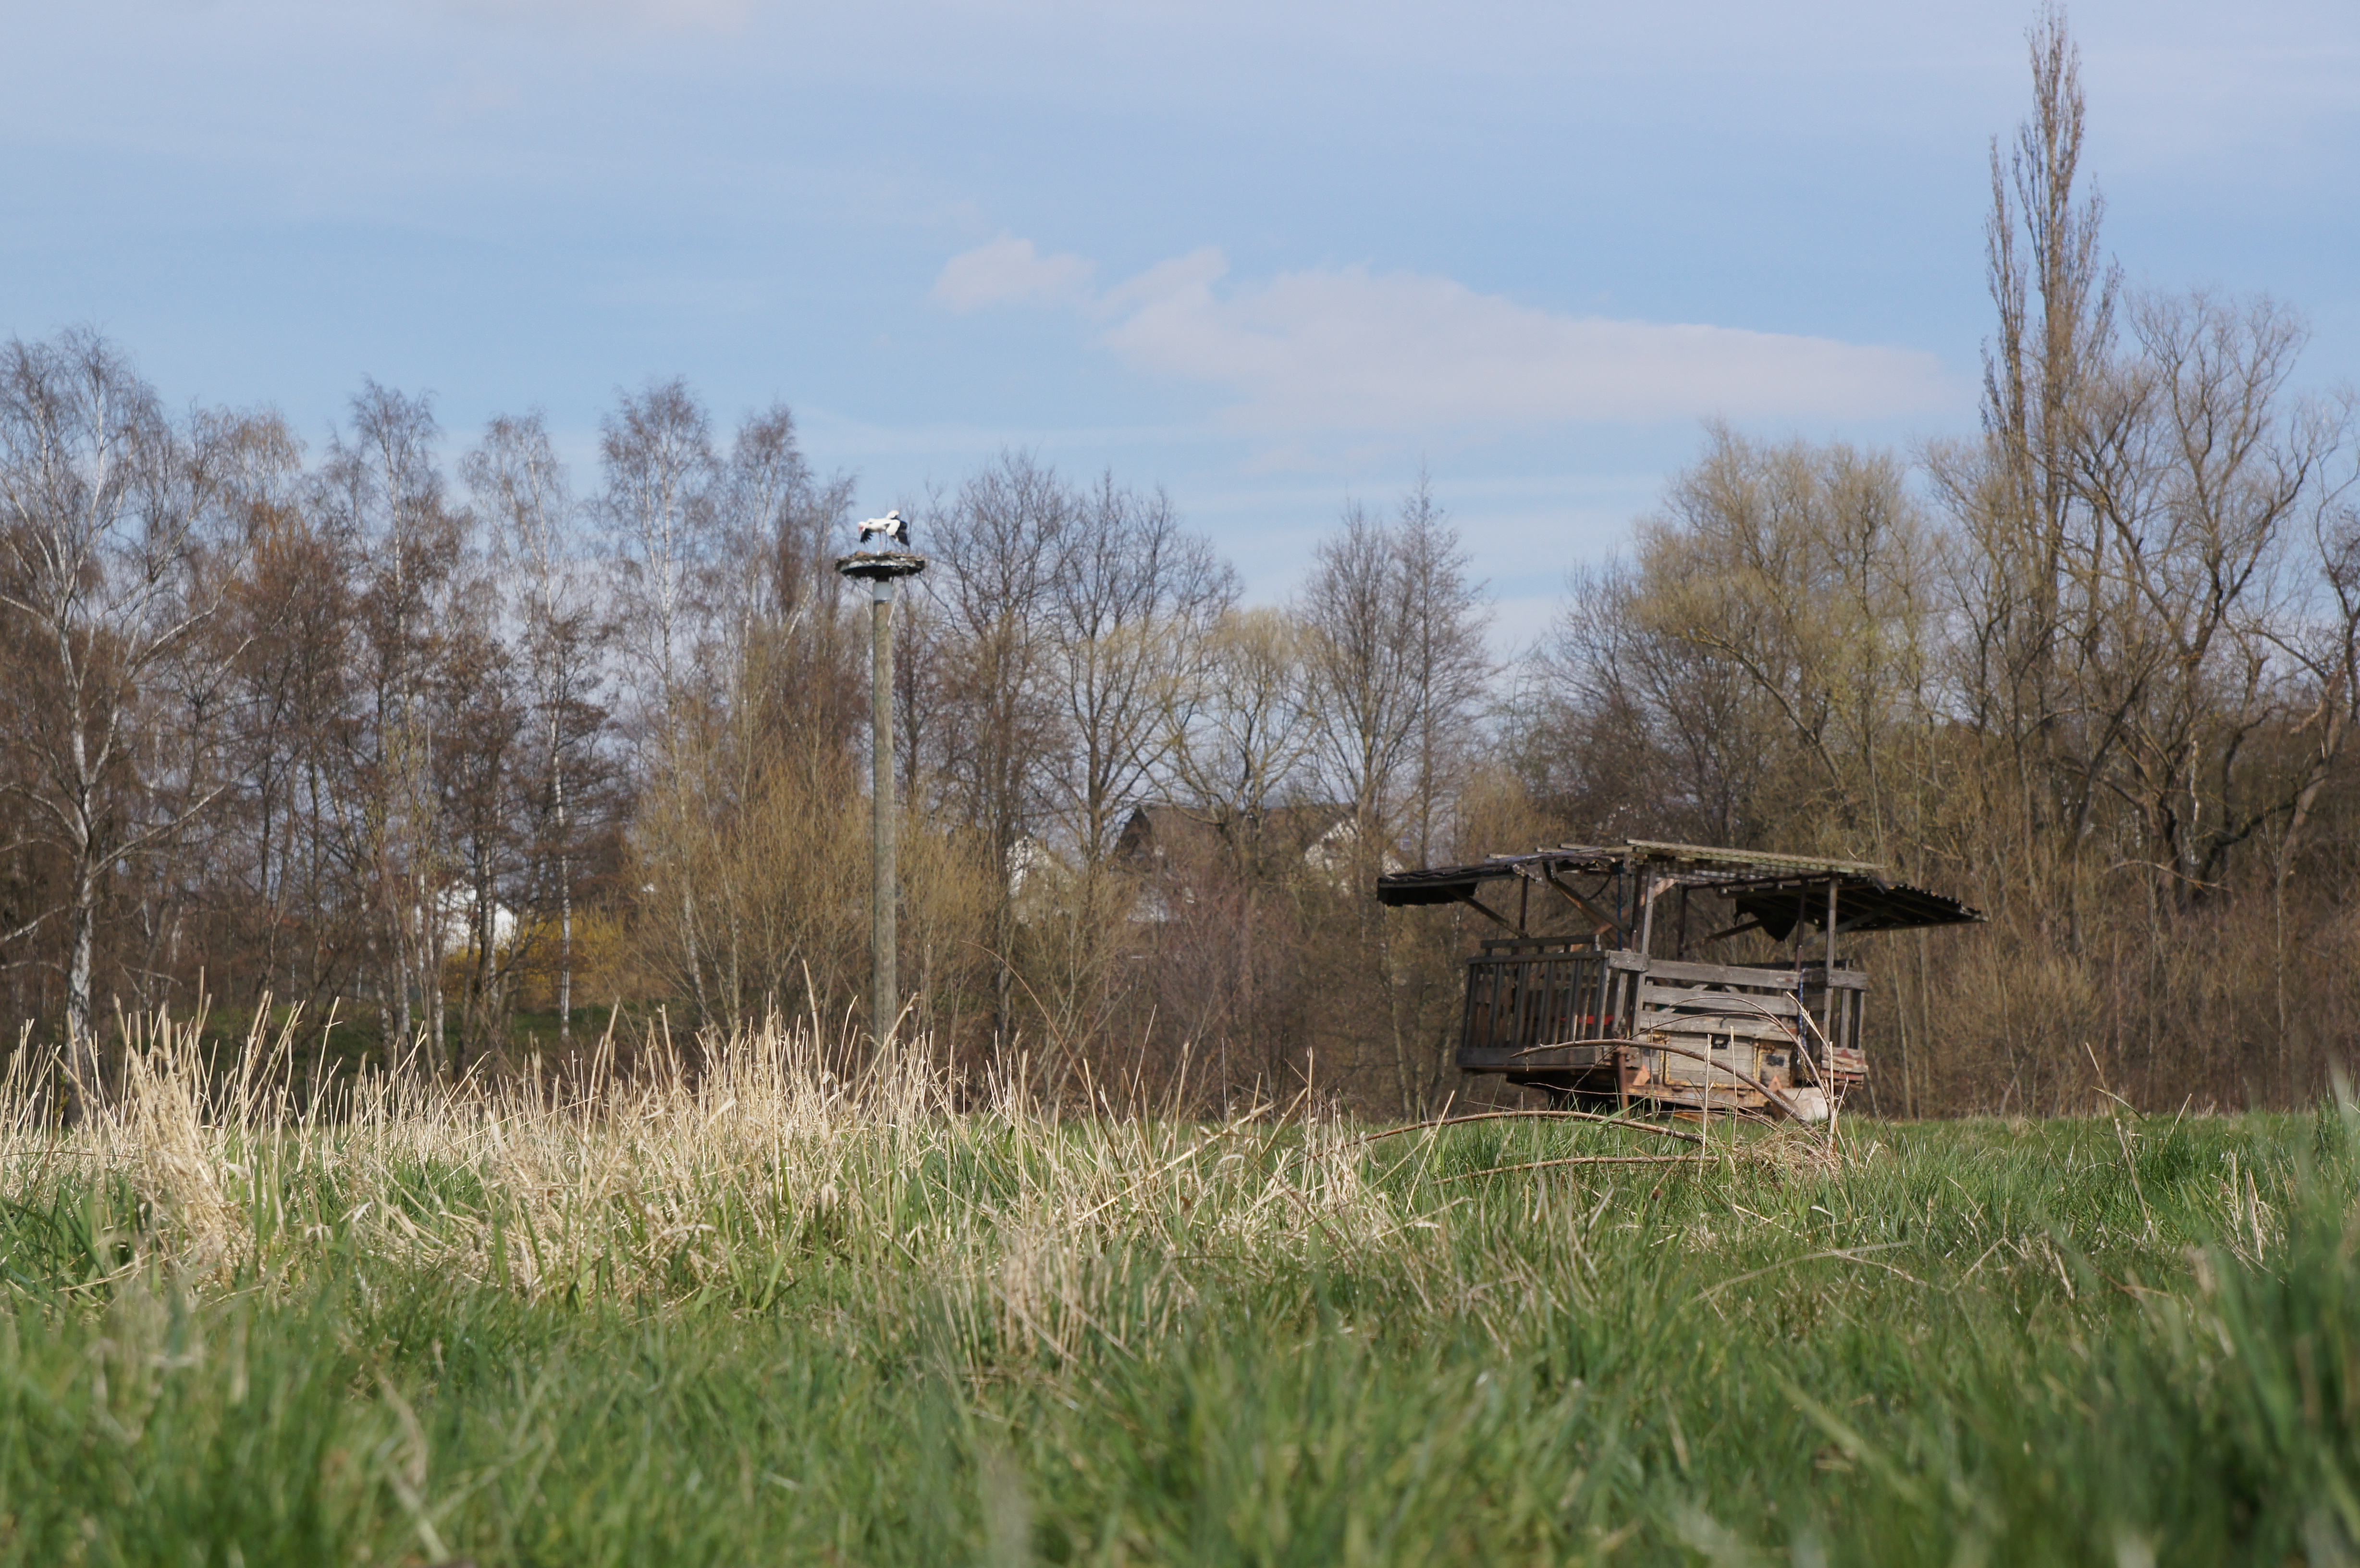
[1375,841,1982,1118]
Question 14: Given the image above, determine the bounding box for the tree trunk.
[553,710,574,1046]
[67,872,99,1092]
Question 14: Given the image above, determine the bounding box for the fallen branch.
[1354,1109,1704,1148]
[1436,1153,1706,1183]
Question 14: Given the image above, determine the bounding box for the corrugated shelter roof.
[1373,842,1983,935]
[1708,872,1984,938]
[1374,847,1623,906]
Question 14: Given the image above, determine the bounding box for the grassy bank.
[0,1018,2354,1565]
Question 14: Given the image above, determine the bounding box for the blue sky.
[5,0,2356,642]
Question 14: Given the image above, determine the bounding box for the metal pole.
[839,538,923,1052]
[870,576,897,1049]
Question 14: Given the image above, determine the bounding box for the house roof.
[1115,802,1355,864]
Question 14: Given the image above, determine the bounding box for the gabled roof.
[1115,802,1356,865]
[1374,841,1983,935]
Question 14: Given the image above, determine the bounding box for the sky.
[4,0,2357,645]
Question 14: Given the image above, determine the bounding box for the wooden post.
[870,578,897,1046]
[1824,876,1841,1132]
[835,548,928,1050]
[1823,878,1839,1037]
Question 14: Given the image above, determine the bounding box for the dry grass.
[4,1012,1457,1353]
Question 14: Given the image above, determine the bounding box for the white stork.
[855,510,910,551]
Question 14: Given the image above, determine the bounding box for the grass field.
[0,1018,2355,1566]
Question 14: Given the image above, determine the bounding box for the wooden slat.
[1639,985,1805,1015]
[1642,1010,1803,1034]
[1474,1043,1614,1069]
[1654,1058,1766,1089]
[1641,957,1866,990]
[1640,1012,1797,1041]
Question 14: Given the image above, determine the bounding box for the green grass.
[0,1029,2355,1566]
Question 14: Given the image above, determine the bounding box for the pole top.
[835,550,929,582]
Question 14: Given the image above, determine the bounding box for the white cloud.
[1099,252,1952,430]
[1098,246,1227,315]
[932,236,1098,311]
[433,0,750,34]
[944,238,1954,433]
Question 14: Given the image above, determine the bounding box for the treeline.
[1519,21,2360,1113]
[0,338,1501,1112]
[5,15,2358,1115]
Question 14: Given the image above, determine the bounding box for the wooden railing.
[1457,941,1639,1067]
[1457,943,1868,1107]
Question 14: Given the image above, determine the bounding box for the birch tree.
[0,330,255,1066]
[321,381,467,1060]
[466,411,603,1044]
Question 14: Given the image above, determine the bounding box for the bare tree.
[2079,291,2345,899]
[213,416,357,1010]
[613,400,876,1034]
[1045,474,1237,868]
[920,451,1075,1043]
[466,411,607,1046]
[1168,607,1319,872]
[1298,479,1490,1114]
[0,330,256,1063]
[599,380,723,1019]
[320,380,469,1061]
[601,379,720,719]
[1300,480,1490,862]
[433,589,523,1067]
[1389,477,1494,866]
[1601,426,1936,862]
[1961,2,2119,839]
[1535,562,1759,847]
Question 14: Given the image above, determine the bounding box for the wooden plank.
[1460,1047,1551,1069]
[1462,1040,1619,1061]
[1641,1034,1778,1059]
[1623,839,1884,875]
[1475,1043,1615,1069]
[1647,1087,1768,1111]
[1640,985,1805,1015]
[1640,1012,1797,1041]
[1642,956,1868,990]
[1655,1059,1767,1089]
[1642,1010,1784,1034]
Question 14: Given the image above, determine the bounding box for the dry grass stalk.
[0,1012,1469,1354]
